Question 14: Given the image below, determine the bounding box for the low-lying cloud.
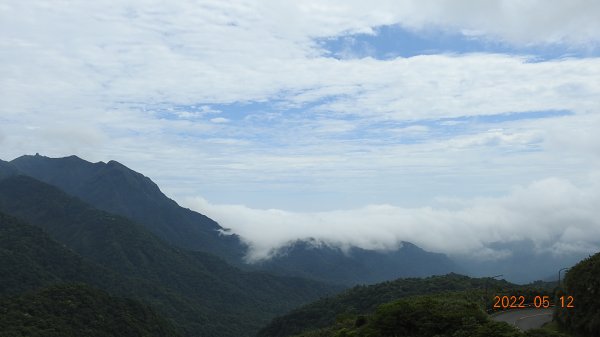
[184,173,600,262]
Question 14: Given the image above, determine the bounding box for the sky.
[1,1,600,262]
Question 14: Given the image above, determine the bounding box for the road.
[491,308,554,331]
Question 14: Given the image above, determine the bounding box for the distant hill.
[556,251,600,336]
[9,154,462,285]
[288,292,532,337]
[256,273,513,337]
[0,175,338,337]
[10,154,245,264]
[254,239,460,285]
[256,272,561,337]
[0,284,180,337]
[455,240,589,284]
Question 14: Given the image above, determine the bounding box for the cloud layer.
[185,173,600,262]
[1,1,599,261]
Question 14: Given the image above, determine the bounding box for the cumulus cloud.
[184,174,600,262]
[2,1,599,118]
[210,117,230,124]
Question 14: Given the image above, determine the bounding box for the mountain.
[10,154,245,264]
[0,284,180,337]
[0,175,339,337]
[254,240,460,285]
[9,154,462,285]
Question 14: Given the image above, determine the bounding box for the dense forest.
[0,172,338,337]
[288,292,569,337]
[257,273,557,337]
[0,284,179,337]
[556,251,600,336]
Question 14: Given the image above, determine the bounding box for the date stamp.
[493,295,574,309]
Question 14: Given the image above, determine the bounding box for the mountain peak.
[13,153,91,165]
[107,159,124,166]
[9,154,246,263]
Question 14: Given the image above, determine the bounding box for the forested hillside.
[288,292,567,337]
[0,212,120,295]
[0,284,180,337]
[0,174,338,337]
[257,273,556,337]
[556,251,600,336]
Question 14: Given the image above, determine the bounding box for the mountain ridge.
[7,154,462,285]
[10,154,246,264]
[254,239,460,285]
[0,174,338,336]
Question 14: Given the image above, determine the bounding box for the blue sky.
[321,24,600,60]
[1,0,600,261]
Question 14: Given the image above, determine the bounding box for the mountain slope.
[292,293,528,337]
[0,211,113,296]
[0,160,17,180]
[0,175,339,337]
[556,251,600,336]
[10,154,245,263]
[256,240,460,285]
[256,273,549,337]
[0,209,209,336]
[0,284,180,337]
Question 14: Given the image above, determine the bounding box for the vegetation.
[0,212,117,296]
[289,292,568,337]
[556,251,600,336]
[257,273,555,337]
[0,176,339,337]
[0,284,180,337]
[1,157,591,337]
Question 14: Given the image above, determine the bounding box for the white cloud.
[0,0,598,244]
[445,128,542,149]
[2,1,599,119]
[210,117,230,124]
[394,0,600,46]
[184,173,600,262]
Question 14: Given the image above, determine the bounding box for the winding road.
[491,308,554,330]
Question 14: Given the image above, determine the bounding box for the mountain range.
[0,166,336,336]
[7,154,460,285]
[1,154,597,336]
[254,239,459,285]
